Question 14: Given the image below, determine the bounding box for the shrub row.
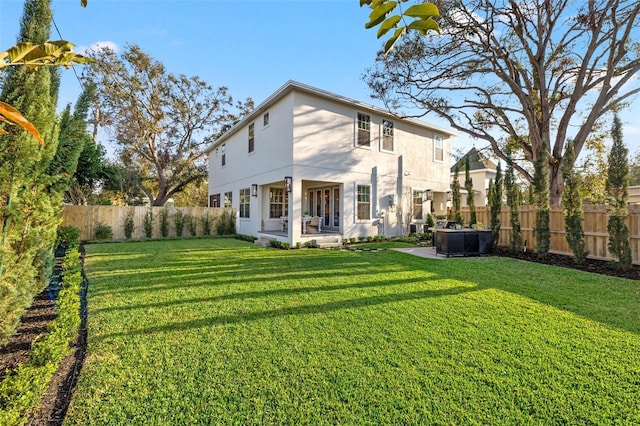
[0,247,82,425]
[88,208,236,240]
[94,208,237,241]
[344,235,388,245]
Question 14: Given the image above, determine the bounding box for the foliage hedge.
[0,247,82,425]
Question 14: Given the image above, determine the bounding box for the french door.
[308,186,340,230]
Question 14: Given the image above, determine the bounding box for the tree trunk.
[549,163,563,206]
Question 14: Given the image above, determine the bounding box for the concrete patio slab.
[392,247,446,259]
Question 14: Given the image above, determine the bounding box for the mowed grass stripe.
[64,239,640,425]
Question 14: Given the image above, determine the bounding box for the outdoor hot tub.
[434,229,493,257]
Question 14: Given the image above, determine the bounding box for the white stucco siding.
[291,92,363,169]
[209,93,295,192]
[291,91,450,186]
[398,123,451,194]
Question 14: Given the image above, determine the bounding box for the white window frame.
[356,184,371,221]
[269,187,288,219]
[221,143,226,166]
[381,119,394,152]
[433,134,444,163]
[263,112,270,127]
[248,123,255,153]
[224,191,232,208]
[239,188,250,218]
[412,189,424,221]
[356,112,371,147]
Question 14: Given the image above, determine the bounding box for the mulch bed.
[0,249,88,426]
[0,293,57,381]
[493,247,640,280]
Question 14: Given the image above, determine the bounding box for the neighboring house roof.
[204,80,457,154]
[450,147,497,173]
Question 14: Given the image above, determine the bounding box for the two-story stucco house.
[206,81,455,247]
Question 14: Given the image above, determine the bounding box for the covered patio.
[254,177,343,247]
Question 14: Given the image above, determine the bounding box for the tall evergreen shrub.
[143,208,154,238]
[0,0,65,343]
[451,164,463,224]
[464,157,477,226]
[173,210,185,237]
[505,148,522,253]
[606,115,632,270]
[123,208,135,239]
[488,162,502,250]
[533,144,550,255]
[561,141,588,264]
[186,214,198,236]
[201,213,212,236]
[159,206,170,237]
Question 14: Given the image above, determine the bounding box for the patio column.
[289,176,302,245]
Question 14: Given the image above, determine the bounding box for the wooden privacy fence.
[62,206,235,241]
[460,204,640,264]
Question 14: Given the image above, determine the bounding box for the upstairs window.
[239,188,250,218]
[382,119,394,152]
[357,185,371,220]
[224,191,232,208]
[210,193,221,208]
[357,113,371,147]
[412,190,424,220]
[248,123,255,153]
[263,112,270,127]
[434,135,444,162]
[221,144,226,166]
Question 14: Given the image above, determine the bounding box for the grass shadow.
[97,284,479,340]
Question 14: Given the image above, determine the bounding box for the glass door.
[307,186,340,231]
[315,190,322,217]
[332,187,340,228]
[324,190,330,227]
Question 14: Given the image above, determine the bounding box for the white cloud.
[625,124,640,136]
[75,41,119,55]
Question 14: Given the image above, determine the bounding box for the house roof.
[204,80,457,154]
[450,147,497,173]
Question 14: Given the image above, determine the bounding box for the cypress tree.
[533,143,550,255]
[0,0,61,342]
[561,140,588,264]
[451,164,463,224]
[505,148,522,253]
[606,115,632,270]
[465,156,477,226]
[47,84,95,193]
[488,162,502,250]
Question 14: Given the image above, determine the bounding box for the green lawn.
[64,239,640,425]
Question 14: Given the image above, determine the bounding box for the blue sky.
[1,0,639,158]
[0,1,397,113]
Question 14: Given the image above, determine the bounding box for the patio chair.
[306,216,320,234]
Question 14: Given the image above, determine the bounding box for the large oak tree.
[83,44,253,206]
[365,0,640,204]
